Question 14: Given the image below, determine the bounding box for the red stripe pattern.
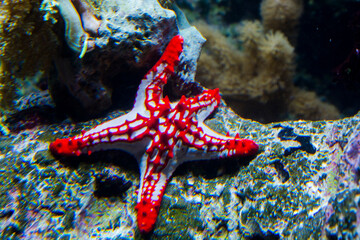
[49,35,259,234]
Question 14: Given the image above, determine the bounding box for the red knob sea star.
[49,35,259,234]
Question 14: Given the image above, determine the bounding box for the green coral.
[0,0,59,109]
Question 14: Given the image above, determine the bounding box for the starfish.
[49,35,259,234]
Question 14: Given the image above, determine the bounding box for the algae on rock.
[0,0,59,109]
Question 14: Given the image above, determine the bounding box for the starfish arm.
[179,121,259,162]
[168,88,258,161]
[174,88,221,123]
[167,88,221,135]
[49,111,151,158]
[136,152,179,234]
[134,35,184,117]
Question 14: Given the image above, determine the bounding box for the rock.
[4,90,63,132]
[2,99,360,238]
[5,1,359,238]
[49,0,204,120]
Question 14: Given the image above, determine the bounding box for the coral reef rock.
[2,94,360,238]
[49,0,204,120]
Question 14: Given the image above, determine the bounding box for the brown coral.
[195,20,340,122]
[289,88,340,120]
[195,22,243,91]
[240,22,295,102]
[261,0,303,45]
[196,21,295,101]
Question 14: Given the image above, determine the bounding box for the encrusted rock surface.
[1,99,360,239]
